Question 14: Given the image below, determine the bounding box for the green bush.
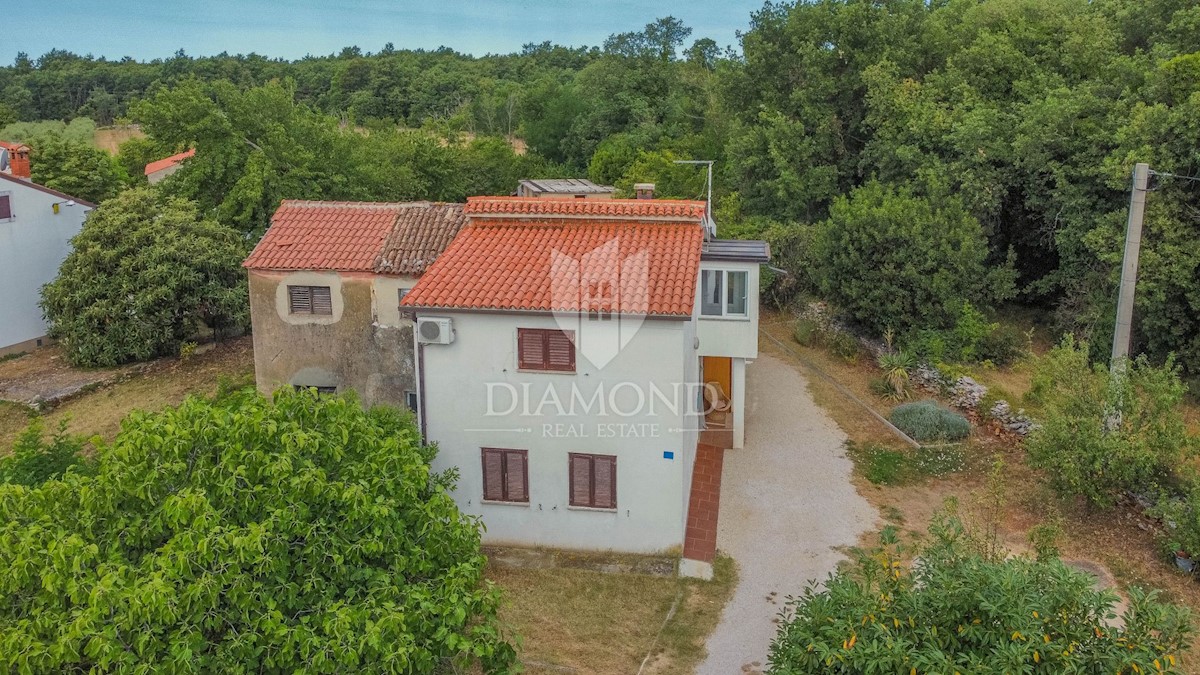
[889,401,970,443]
[793,318,823,347]
[0,419,91,486]
[1153,485,1200,564]
[829,332,860,362]
[979,324,1027,366]
[1027,336,1195,508]
[768,510,1192,674]
[0,388,516,673]
[811,181,1015,336]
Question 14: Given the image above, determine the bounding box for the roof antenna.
[673,159,716,239]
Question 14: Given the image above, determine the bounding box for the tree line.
[3,1,1199,374]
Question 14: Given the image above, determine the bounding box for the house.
[401,196,769,578]
[516,178,615,200]
[242,200,467,407]
[0,143,95,356]
[144,148,195,184]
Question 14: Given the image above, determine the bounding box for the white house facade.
[0,172,93,355]
[403,196,769,578]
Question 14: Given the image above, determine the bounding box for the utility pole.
[1111,162,1150,367]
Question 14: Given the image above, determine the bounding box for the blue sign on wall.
[663,451,674,460]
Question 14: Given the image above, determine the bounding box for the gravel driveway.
[697,352,878,674]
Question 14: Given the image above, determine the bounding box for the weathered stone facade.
[248,270,416,408]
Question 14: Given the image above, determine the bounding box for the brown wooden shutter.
[0,195,11,220]
[288,286,311,314]
[593,455,616,509]
[482,449,504,501]
[546,330,575,371]
[518,329,547,370]
[505,451,528,502]
[569,454,592,506]
[311,286,333,315]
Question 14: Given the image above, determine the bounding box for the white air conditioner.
[416,317,454,345]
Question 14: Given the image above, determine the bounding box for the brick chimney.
[0,142,31,180]
[634,182,655,200]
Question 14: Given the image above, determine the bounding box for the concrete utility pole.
[1111,162,1151,367]
[674,159,716,236]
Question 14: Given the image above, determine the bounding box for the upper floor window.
[288,285,332,315]
[700,269,748,317]
[517,328,575,372]
[0,193,12,221]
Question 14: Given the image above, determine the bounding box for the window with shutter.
[287,285,333,315]
[568,453,617,509]
[517,328,576,372]
[0,193,12,221]
[481,448,529,503]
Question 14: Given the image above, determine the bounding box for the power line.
[1149,170,1200,184]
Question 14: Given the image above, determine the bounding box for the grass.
[848,441,969,485]
[489,555,736,675]
[0,339,255,450]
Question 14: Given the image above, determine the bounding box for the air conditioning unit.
[416,317,454,345]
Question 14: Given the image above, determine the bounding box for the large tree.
[41,187,249,366]
[0,388,516,673]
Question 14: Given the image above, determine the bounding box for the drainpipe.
[417,336,427,440]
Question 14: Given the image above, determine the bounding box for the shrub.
[1153,486,1200,562]
[768,510,1192,674]
[1027,336,1195,508]
[793,318,823,347]
[889,401,970,442]
[811,181,1015,336]
[829,331,860,362]
[0,419,91,486]
[0,388,516,673]
[979,324,1027,366]
[41,187,250,367]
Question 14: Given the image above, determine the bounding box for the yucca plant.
[877,350,916,401]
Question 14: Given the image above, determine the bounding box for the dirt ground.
[760,313,1200,672]
[0,338,255,449]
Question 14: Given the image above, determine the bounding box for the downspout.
[417,338,427,440]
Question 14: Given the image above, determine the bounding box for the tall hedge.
[41,187,249,366]
[0,389,516,673]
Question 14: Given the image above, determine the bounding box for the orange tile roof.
[243,200,466,274]
[143,148,195,176]
[0,140,29,152]
[402,198,706,317]
[464,196,707,220]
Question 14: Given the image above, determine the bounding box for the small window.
[569,453,617,509]
[482,448,529,503]
[0,193,12,221]
[288,285,333,315]
[700,270,748,317]
[517,328,575,372]
[294,384,336,395]
[405,390,418,412]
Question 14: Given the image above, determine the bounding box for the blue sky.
[5,0,768,62]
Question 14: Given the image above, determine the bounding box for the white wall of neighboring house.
[146,163,183,185]
[419,310,702,553]
[0,178,90,354]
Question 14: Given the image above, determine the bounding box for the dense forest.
[3,0,1199,373]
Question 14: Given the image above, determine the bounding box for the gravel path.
[697,352,878,674]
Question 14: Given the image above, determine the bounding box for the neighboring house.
[144,148,195,184]
[516,178,615,200]
[0,162,95,356]
[401,196,769,577]
[242,200,466,408]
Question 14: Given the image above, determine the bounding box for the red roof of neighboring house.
[243,200,467,274]
[143,148,196,176]
[402,197,706,317]
[0,140,29,152]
